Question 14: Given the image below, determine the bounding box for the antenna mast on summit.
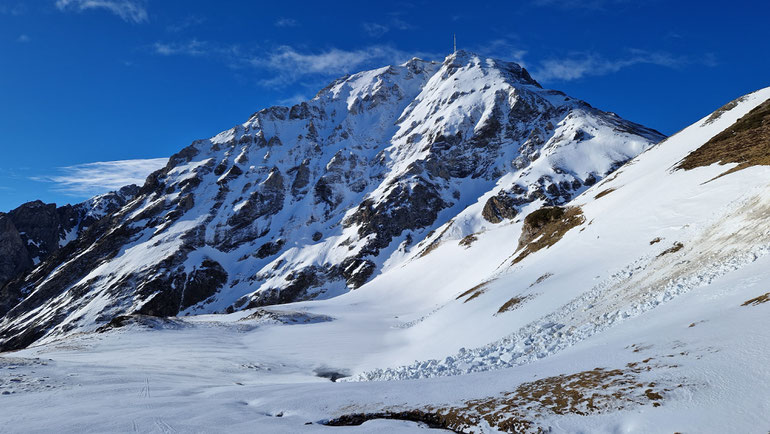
[453,33,457,52]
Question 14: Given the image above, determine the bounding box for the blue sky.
[0,0,768,211]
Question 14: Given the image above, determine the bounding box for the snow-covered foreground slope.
[2,87,770,432]
[0,51,663,351]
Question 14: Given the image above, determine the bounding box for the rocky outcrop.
[0,186,138,296]
[482,194,519,224]
[0,215,31,291]
[346,182,447,252]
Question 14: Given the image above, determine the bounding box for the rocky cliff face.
[0,51,664,351]
[0,185,138,292]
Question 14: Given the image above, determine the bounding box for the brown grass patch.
[419,221,453,257]
[458,233,478,248]
[496,295,531,315]
[325,359,676,433]
[742,292,770,306]
[594,187,616,199]
[678,98,770,177]
[649,237,662,245]
[701,95,747,126]
[657,242,684,257]
[456,281,490,303]
[529,272,553,288]
[512,206,585,265]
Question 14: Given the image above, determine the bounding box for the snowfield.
[2,72,770,431]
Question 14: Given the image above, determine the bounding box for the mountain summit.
[0,51,663,351]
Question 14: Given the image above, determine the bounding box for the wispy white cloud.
[166,15,204,33]
[477,38,528,67]
[55,0,148,23]
[153,39,212,56]
[32,158,167,196]
[259,45,404,74]
[0,3,26,15]
[151,39,439,88]
[362,22,389,37]
[274,17,299,27]
[390,17,412,30]
[17,34,30,43]
[252,45,440,87]
[277,93,311,106]
[360,16,414,38]
[532,49,712,82]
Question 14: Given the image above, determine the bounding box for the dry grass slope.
[742,292,770,306]
[459,233,478,248]
[657,242,684,258]
[456,281,490,303]
[594,187,616,199]
[678,98,770,177]
[325,358,678,433]
[700,95,748,126]
[496,295,531,315]
[512,206,585,265]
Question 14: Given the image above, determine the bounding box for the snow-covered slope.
[0,51,662,351]
[1,79,770,431]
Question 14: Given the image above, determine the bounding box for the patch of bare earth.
[657,242,684,257]
[419,221,454,257]
[594,187,616,199]
[529,272,553,288]
[742,292,770,306]
[700,95,748,126]
[512,206,585,265]
[456,281,490,303]
[325,358,678,433]
[678,98,770,178]
[458,233,478,248]
[496,295,532,315]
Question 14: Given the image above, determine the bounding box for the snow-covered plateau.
[2,52,770,433]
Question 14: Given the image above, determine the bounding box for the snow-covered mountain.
[0,51,663,351]
[1,81,769,433]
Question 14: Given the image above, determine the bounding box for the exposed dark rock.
[482,194,518,223]
[214,162,228,176]
[314,176,338,208]
[180,259,228,310]
[267,136,283,147]
[0,187,137,311]
[0,214,31,292]
[346,182,447,253]
[289,162,311,195]
[256,239,285,259]
[218,165,243,183]
[340,257,376,289]
[262,167,285,192]
[227,175,285,231]
[167,144,199,169]
[177,194,195,212]
[8,201,61,261]
[246,267,322,308]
